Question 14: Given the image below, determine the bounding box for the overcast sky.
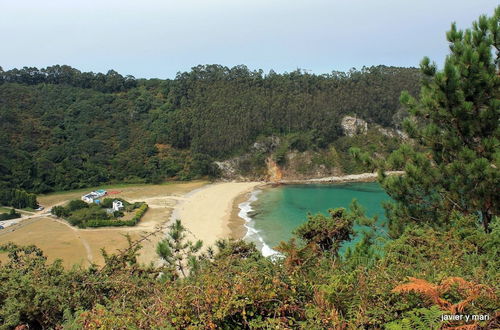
[1,0,497,79]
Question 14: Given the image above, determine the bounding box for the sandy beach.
[172,182,263,250]
[171,171,405,250]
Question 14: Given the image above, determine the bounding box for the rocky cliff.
[214,117,407,181]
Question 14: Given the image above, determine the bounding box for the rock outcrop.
[374,125,409,140]
[214,150,342,182]
[265,157,283,182]
[214,159,241,180]
[341,116,368,137]
[252,136,280,153]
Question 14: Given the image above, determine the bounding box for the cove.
[241,182,391,256]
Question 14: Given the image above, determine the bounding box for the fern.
[393,277,449,309]
[392,277,496,314]
[385,306,443,330]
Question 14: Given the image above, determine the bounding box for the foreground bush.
[0,211,498,329]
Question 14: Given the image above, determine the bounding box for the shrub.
[51,205,69,218]
[67,200,89,212]
[0,208,21,221]
[113,210,124,218]
[131,203,148,224]
[100,198,114,208]
[80,219,136,228]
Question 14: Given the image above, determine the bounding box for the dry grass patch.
[0,181,208,268]
[37,181,206,209]
[0,218,89,268]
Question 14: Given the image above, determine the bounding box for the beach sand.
[172,182,262,250]
[228,191,252,240]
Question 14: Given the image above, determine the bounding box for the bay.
[242,182,390,255]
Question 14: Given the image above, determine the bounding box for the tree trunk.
[481,210,491,233]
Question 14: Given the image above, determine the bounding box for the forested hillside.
[0,65,419,194]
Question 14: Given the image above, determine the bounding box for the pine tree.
[381,7,499,234]
[156,219,203,277]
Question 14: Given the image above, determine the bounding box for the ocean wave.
[238,189,279,257]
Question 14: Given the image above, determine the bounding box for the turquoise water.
[242,182,390,255]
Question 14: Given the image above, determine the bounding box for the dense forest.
[0,63,419,198]
[0,6,498,330]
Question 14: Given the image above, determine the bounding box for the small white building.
[82,193,98,203]
[81,190,107,203]
[112,200,124,212]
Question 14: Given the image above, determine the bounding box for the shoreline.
[278,171,404,184]
[227,170,404,246]
[172,182,263,251]
[228,191,251,240]
[0,172,399,266]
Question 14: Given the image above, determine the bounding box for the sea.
[238,182,390,256]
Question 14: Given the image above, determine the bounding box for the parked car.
[36,206,44,211]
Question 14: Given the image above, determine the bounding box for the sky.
[1,0,497,79]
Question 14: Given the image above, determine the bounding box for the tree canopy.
[0,64,419,194]
[379,7,499,234]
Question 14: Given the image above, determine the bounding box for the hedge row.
[131,203,148,223]
[79,203,149,228]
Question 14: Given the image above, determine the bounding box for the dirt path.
[49,217,93,263]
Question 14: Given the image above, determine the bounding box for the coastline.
[227,171,404,248]
[228,191,251,240]
[280,171,404,184]
[174,171,404,253]
[227,182,274,240]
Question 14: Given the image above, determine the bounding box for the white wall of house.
[112,200,124,212]
[82,195,94,203]
[81,190,106,203]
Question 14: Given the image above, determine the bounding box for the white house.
[82,193,98,203]
[112,200,124,212]
[81,190,107,203]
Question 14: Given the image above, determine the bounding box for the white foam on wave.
[238,189,279,257]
